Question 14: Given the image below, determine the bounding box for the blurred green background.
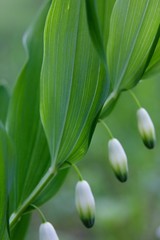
[1,1,160,239]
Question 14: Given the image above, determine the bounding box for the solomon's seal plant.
[0,0,160,239]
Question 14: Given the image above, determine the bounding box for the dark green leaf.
[85,0,106,63]
[0,123,10,239]
[0,84,10,124]
[33,168,69,206]
[7,1,51,212]
[143,27,160,81]
[10,214,31,240]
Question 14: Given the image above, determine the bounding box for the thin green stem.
[129,90,141,108]
[9,166,57,230]
[66,161,83,181]
[98,119,113,139]
[31,204,46,223]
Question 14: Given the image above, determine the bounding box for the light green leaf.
[7,1,51,212]
[107,0,160,91]
[40,0,108,165]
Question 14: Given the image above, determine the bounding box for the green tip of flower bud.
[108,138,128,183]
[39,222,59,240]
[143,138,155,149]
[115,171,128,183]
[137,108,156,149]
[75,180,96,228]
[81,216,95,228]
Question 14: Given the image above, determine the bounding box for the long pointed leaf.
[0,123,10,239]
[7,1,51,212]
[40,0,108,165]
[107,0,160,91]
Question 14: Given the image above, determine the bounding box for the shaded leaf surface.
[0,124,11,239]
[143,30,160,81]
[10,214,31,240]
[7,1,51,212]
[0,84,10,124]
[33,168,69,206]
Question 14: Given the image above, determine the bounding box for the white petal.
[39,222,59,240]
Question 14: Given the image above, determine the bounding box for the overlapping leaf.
[143,29,160,81]
[96,0,116,53]
[107,0,160,91]
[0,84,10,124]
[0,123,11,239]
[11,215,30,240]
[40,0,109,166]
[100,0,160,118]
[6,1,51,212]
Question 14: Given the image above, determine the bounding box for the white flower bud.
[137,108,156,149]
[75,180,95,228]
[108,138,128,182]
[39,222,59,240]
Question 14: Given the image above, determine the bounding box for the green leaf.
[33,167,69,206]
[7,1,51,212]
[10,214,31,240]
[0,123,10,239]
[85,0,106,63]
[0,84,10,124]
[142,27,160,81]
[40,0,109,165]
[107,0,160,91]
[96,0,116,50]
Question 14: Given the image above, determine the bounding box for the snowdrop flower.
[39,222,59,240]
[137,108,156,149]
[108,138,128,182]
[75,180,95,228]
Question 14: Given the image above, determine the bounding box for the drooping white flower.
[39,222,59,240]
[75,180,95,228]
[108,138,128,182]
[137,108,156,149]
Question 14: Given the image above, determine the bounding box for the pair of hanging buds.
[107,107,156,183]
[39,172,96,239]
[39,180,96,240]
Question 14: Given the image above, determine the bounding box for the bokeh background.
[1,0,160,239]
